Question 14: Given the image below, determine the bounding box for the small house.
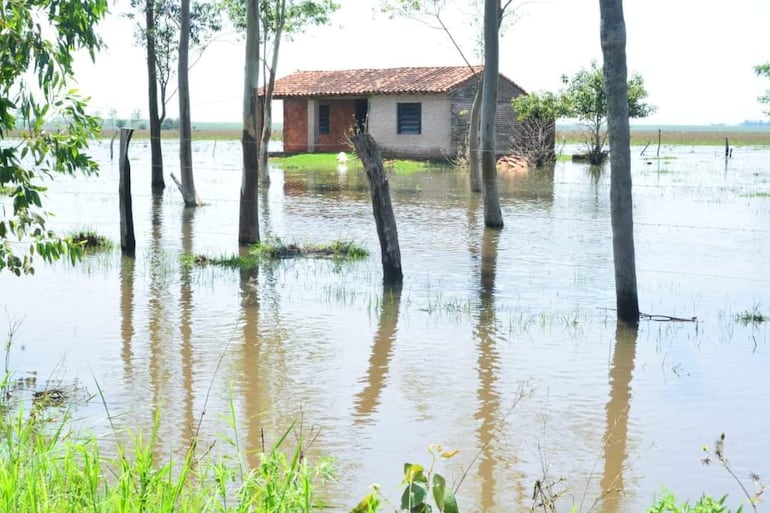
[260,66,528,160]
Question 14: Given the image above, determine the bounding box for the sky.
[73,0,770,126]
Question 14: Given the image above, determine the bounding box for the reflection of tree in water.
[473,228,526,510]
[353,285,403,423]
[239,255,264,468]
[146,194,170,418]
[179,207,196,445]
[600,322,638,513]
[497,165,555,204]
[119,254,135,380]
[238,259,291,469]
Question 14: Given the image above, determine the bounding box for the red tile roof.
[263,66,522,98]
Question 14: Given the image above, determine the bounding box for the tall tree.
[480,0,503,228]
[145,0,164,192]
[224,0,339,185]
[561,61,654,165]
[126,0,221,193]
[599,0,639,324]
[0,0,107,275]
[177,0,199,206]
[754,62,770,115]
[239,0,260,244]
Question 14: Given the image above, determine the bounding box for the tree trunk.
[146,0,164,193]
[178,0,198,207]
[600,0,639,324]
[351,132,403,285]
[468,81,482,193]
[239,0,260,245]
[258,0,285,185]
[480,0,503,229]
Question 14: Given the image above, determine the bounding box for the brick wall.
[449,77,527,159]
[283,100,308,153]
[316,100,356,153]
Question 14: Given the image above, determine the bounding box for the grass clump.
[188,239,368,271]
[66,230,113,252]
[735,304,766,324]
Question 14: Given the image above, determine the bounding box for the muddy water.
[1,139,769,512]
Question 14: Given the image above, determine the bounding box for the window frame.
[318,104,330,134]
[397,102,422,135]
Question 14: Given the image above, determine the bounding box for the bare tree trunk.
[351,132,403,285]
[480,0,503,229]
[600,0,639,324]
[239,0,260,244]
[258,0,285,185]
[146,0,164,193]
[468,82,482,193]
[178,0,198,207]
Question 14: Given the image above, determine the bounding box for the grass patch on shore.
[557,128,770,146]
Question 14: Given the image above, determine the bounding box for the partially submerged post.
[350,133,403,285]
[118,128,135,255]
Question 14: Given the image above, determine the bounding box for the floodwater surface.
[1,139,769,513]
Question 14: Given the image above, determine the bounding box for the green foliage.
[646,490,742,513]
[512,91,571,122]
[560,60,655,164]
[125,0,222,121]
[224,0,339,37]
[352,444,460,513]
[754,63,770,115]
[0,0,107,275]
[0,399,334,513]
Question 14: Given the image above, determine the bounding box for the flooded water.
[1,138,769,512]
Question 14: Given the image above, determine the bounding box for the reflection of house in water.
[262,66,527,160]
[497,165,555,204]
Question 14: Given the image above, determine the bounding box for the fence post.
[350,132,403,285]
[119,128,135,255]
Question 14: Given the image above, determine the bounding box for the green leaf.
[350,492,380,513]
[403,463,427,484]
[401,482,427,511]
[432,474,459,513]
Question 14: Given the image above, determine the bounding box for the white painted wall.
[368,94,451,157]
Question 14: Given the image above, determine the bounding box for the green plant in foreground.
[701,433,765,513]
[351,444,459,513]
[646,491,741,513]
[0,392,334,512]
